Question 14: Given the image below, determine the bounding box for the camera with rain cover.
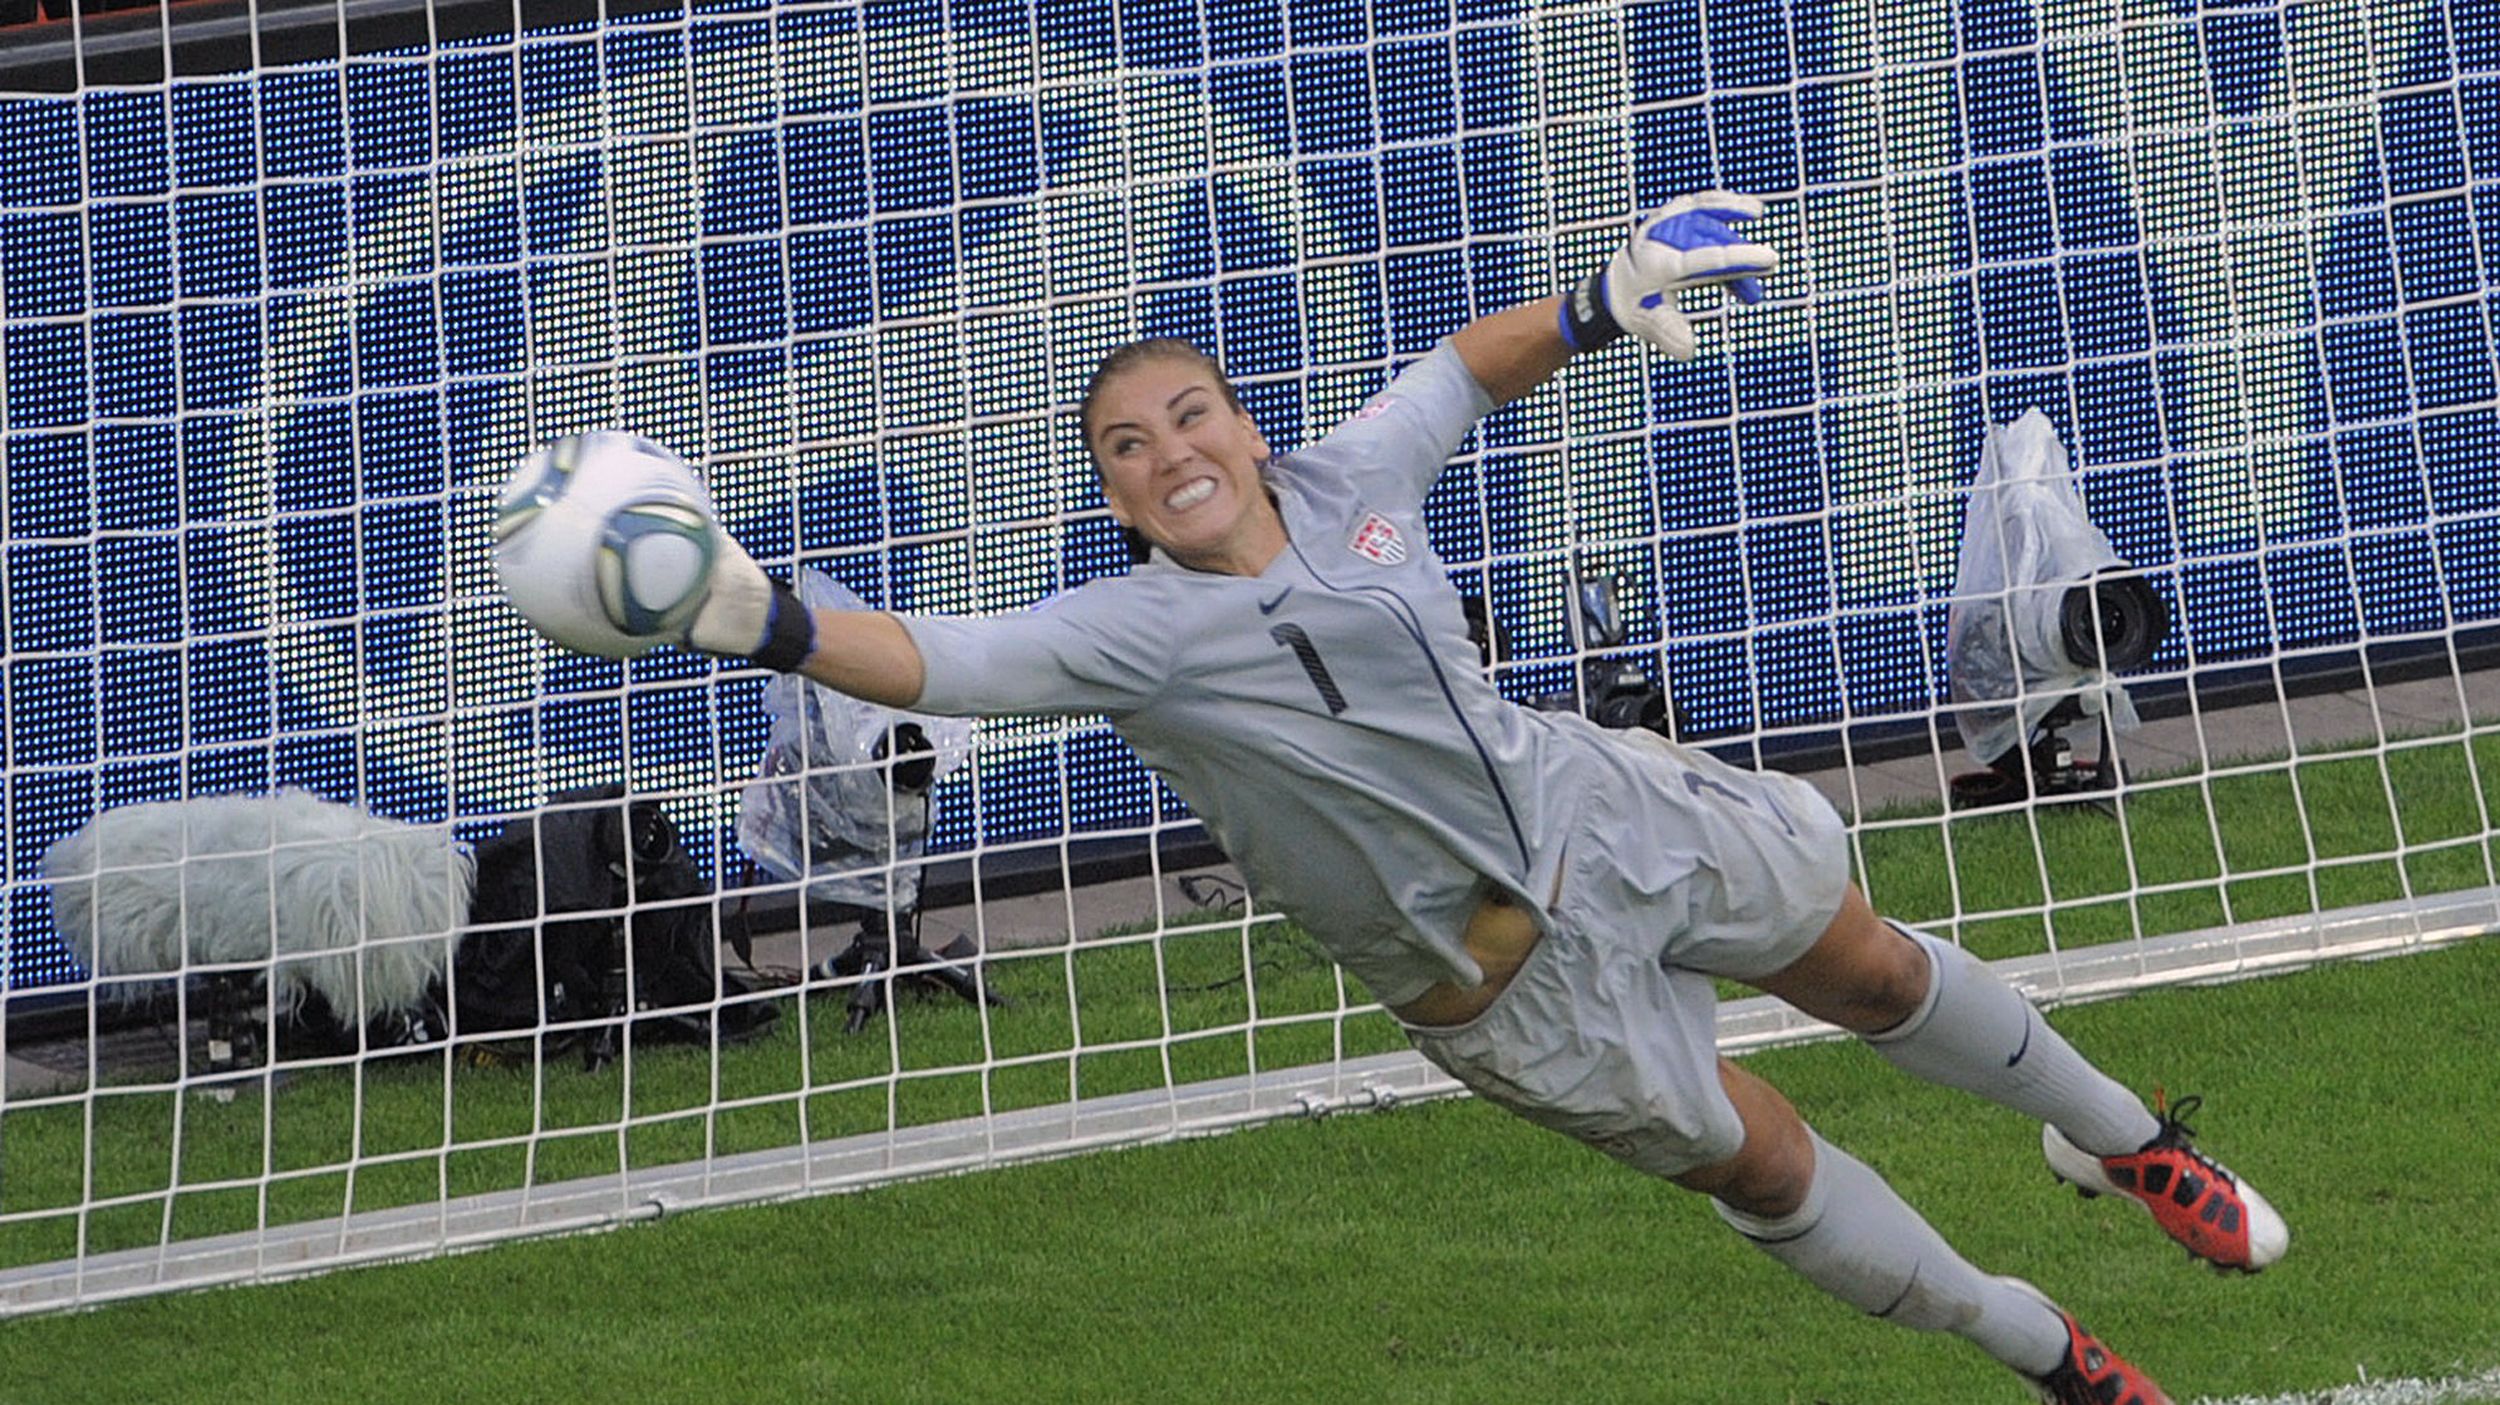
[1512,575,1673,735]
[737,568,1001,1031]
[1945,411,2171,806]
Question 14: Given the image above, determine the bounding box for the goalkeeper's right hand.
[1558,192,1780,360]
[686,528,820,673]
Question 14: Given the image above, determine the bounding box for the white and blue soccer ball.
[493,430,719,659]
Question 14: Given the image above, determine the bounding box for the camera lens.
[876,722,938,794]
[623,799,680,864]
[2057,573,2169,672]
[1585,662,1669,734]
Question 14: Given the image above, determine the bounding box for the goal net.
[3,0,2494,1312]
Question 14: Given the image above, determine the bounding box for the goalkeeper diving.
[502,193,2285,1403]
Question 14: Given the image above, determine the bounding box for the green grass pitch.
[4,724,2498,1399]
[5,936,2497,1403]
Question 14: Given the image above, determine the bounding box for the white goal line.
[2198,1368,2500,1405]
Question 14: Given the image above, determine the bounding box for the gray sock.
[1864,927,2159,1156]
[1715,1132,2070,1376]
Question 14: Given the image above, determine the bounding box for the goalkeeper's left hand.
[1558,192,1779,360]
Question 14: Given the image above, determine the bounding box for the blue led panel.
[4,1,2497,991]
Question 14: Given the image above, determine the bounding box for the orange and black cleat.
[2027,1301,2173,1405]
[2042,1092,2289,1273]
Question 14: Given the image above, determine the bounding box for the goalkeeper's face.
[1087,353,1282,575]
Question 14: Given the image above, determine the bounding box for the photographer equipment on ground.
[1945,409,2172,807]
[43,784,775,1083]
[1526,574,1676,736]
[736,568,994,1032]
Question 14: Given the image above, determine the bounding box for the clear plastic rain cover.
[736,570,973,911]
[1947,408,2143,767]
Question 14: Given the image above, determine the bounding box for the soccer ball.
[494,431,719,659]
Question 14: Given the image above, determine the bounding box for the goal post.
[3,0,2496,1313]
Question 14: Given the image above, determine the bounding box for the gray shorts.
[1403,731,1850,1179]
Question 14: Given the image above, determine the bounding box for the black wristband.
[749,578,818,674]
[1558,265,1624,353]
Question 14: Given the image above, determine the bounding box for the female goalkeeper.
[517,193,2284,1403]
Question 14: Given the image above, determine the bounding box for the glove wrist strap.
[748,579,818,674]
[1558,267,1624,353]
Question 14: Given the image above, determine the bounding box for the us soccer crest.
[1349,511,1407,565]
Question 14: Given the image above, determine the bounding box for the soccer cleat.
[2021,1293,2173,1405]
[2043,1092,2289,1273]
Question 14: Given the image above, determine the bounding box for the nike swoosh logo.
[1258,587,1292,614]
[2006,1010,2034,1068]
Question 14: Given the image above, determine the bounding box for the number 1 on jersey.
[1269,623,1348,715]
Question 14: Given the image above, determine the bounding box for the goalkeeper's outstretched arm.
[790,609,925,709]
[1449,296,1577,406]
[513,189,1777,704]
[1446,191,1778,404]
[681,532,927,709]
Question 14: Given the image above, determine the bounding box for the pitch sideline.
[2202,1369,2500,1405]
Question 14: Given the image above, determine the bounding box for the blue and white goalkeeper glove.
[1559,191,1779,360]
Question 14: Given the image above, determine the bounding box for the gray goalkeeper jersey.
[901,341,1674,1007]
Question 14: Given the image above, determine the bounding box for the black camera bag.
[453,784,776,1063]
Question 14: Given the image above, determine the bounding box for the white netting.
[1,0,2494,1312]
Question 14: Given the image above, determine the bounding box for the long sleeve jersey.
[899,341,1668,1006]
